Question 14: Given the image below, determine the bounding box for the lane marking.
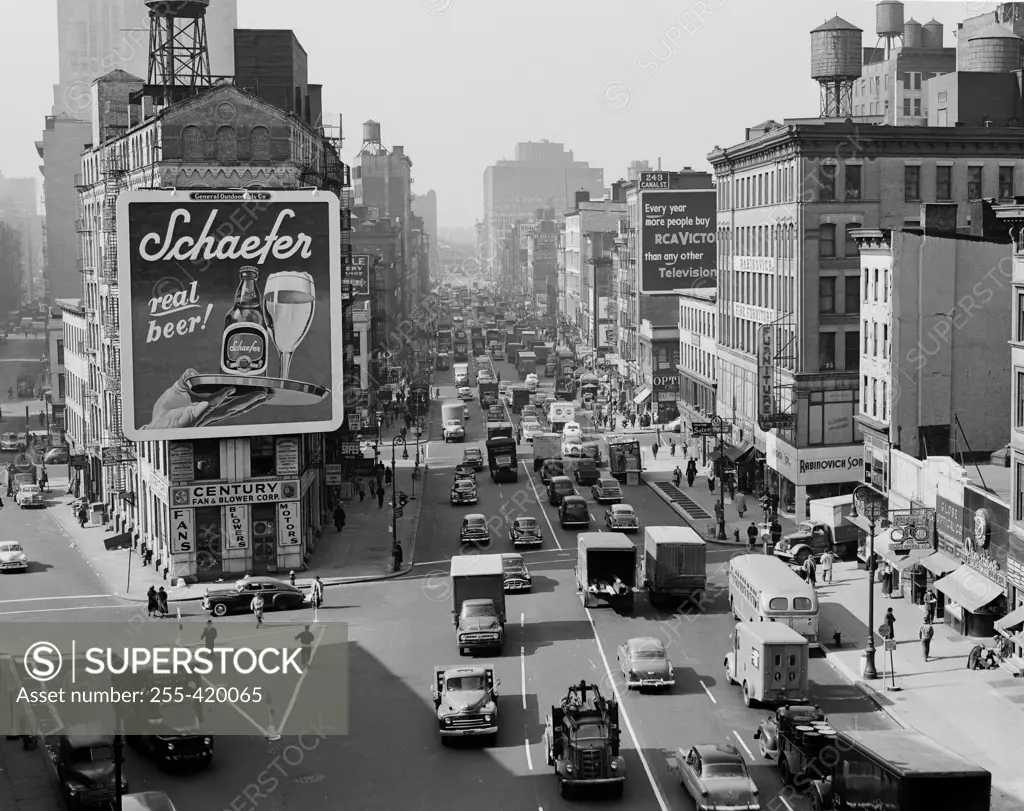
[520,646,527,709]
[584,607,671,811]
[732,730,755,760]
[520,612,524,628]
[0,594,111,605]
[699,679,717,703]
[0,604,126,617]
[521,461,562,551]
[779,796,796,811]
[524,739,533,770]
[589,513,596,521]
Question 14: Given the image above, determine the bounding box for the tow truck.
[543,681,625,798]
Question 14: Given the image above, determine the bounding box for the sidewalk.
[816,560,1024,810]
[0,736,60,811]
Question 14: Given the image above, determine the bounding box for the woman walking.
[880,562,894,599]
[147,586,159,619]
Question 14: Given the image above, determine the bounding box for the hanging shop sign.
[889,509,935,550]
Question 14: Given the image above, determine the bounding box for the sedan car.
[605,504,639,533]
[44,446,69,465]
[509,516,542,546]
[617,637,674,689]
[462,448,485,471]
[0,541,29,573]
[591,478,623,504]
[547,476,576,506]
[450,478,478,505]
[16,484,44,509]
[520,405,539,421]
[501,553,532,592]
[562,421,582,440]
[1,432,19,452]
[458,387,474,401]
[522,421,545,442]
[202,577,307,617]
[670,745,760,811]
[454,464,476,481]
[459,514,490,546]
[562,438,583,458]
[539,460,564,486]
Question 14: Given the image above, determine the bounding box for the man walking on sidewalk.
[333,505,346,533]
[652,440,659,460]
[747,522,759,551]
[377,485,385,508]
[919,620,934,661]
[820,549,835,584]
[311,576,324,609]
[924,589,937,624]
[392,541,404,572]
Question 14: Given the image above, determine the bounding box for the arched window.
[182,126,203,161]
[216,126,237,162]
[250,126,270,161]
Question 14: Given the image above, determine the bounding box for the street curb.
[818,642,910,731]
[640,474,747,549]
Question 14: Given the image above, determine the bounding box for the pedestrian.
[919,620,934,661]
[392,541,404,572]
[770,518,782,551]
[289,570,296,587]
[77,505,88,527]
[747,522,759,551]
[734,528,741,545]
[881,563,894,598]
[358,480,365,502]
[803,555,817,587]
[651,440,659,460]
[669,439,676,456]
[146,586,158,619]
[40,470,47,491]
[200,620,217,651]
[820,549,835,584]
[735,491,746,518]
[295,625,315,668]
[924,588,937,624]
[157,587,169,618]
[251,592,265,628]
[727,476,736,501]
[377,485,385,508]
[880,607,895,640]
[384,466,393,485]
[333,505,346,532]
[311,575,324,608]
[707,472,715,492]
[672,466,682,487]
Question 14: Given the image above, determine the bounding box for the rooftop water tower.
[145,0,212,102]
[923,19,944,48]
[811,16,863,117]
[903,18,923,48]
[876,0,905,57]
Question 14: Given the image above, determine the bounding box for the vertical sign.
[275,437,300,477]
[758,325,773,425]
[170,508,194,553]
[344,254,371,297]
[224,504,250,550]
[277,502,300,546]
[169,443,194,483]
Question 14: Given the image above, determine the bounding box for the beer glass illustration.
[263,271,315,380]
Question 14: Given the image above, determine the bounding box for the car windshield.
[572,723,605,741]
[447,675,485,691]
[465,520,485,529]
[0,543,22,552]
[21,486,39,493]
[456,481,474,490]
[633,650,665,659]
[515,519,537,529]
[704,763,747,778]
[72,744,113,764]
[503,559,525,572]
[462,603,496,617]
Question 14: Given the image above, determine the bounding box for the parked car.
[454,464,476,481]
[501,553,532,592]
[540,460,564,486]
[509,516,542,546]
[450,478,478,505]
[462,447,485,471]
[15,484,44,509]
[547,476,576,506]
[558,495,590,528]
[617,637,674,689]
[562,421,582,440]
[44,446,69,464]
[591,478,623,504]
[669,745,759,811]
[202,577,307,617]
[459,514,490,546]
[0,541,29,573]
[605,504,639,533]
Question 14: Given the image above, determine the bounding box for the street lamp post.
[853,484,886,680]
[711,415,728,540]
[409,424,422,500]
[390,436,408,545]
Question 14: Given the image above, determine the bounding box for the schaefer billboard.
[116,190,343,441]
[639,189,716,294]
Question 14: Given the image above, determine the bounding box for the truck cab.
[543,681,625,798]
[51,729,128,810]
[432,665,500,745]
[724,622,809,708]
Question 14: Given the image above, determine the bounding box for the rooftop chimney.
[920,203,958,237]
[611,181,624,202]
[575,190,591,206]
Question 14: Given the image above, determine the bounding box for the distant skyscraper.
[0,174,43,303]
[52,0,237,118]
[412,189,439,274]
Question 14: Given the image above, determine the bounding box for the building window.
[1017,292,1024,342]
[1017,371,1024,427]
[1016,463,1024,522]
[58,374,66,400]
[936,166,952,201]
[845,223,861,257]
[819,224,836,258]
[882,381,888,421]
[250,437,276,477]
[872,379,878,417]
[845,332,859,369]
[215,126,238,162]
[818,165,836,200]
[913,98,921,116]
[903,97,911,117]
[182,125,204,161]
[193,439,220,481]
[819,332,836,371]
[56,340,64,365]
[864,321,869,353]
[845,275,860,313]
[819,277,836,313]
[882,323,888,358]
[864,375,869,407]
[864,269,869,300]
[1000,166,1015,200]
[250,126,270,161]
[873,268,878,300]
[883,270,889,302]
[905,166,921,201]
[968,166,983,200]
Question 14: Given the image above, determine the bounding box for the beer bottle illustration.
[221,266,270,376]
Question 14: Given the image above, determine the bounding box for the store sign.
[300,467,316,497]
[275,437,300,477]
[149,476,169,503]
[277,501,300,546]
[935,495,963,548]
[734,257,776,273]
[863,434,889,491]
[325,464,343,485]
[170,507,194,554]
[757,325,773,427]
[956,489,1010,589]
[344,254,371,297]
[639,189,716,294]
[170,479,300,508]
[224,504,249,550]
[652,374,678,392]
[889,509,935,549]
[767,434,863,486]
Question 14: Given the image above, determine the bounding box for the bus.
[727,554,819,646]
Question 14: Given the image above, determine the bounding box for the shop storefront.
[933,487,1009,638]
[765,432,863,520]
[999,532,1024,656]
[876,509,935,605]
[652,373,680,424]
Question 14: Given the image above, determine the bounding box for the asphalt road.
[0,353,894,811]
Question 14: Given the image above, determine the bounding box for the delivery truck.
[533,434,562,463]
[479,380,499,408]
[443,401,466,443]
[516,351,537,379]
[576,532,637,612]
[453,363,470,386]
[506,342,524,363]
[511,387,531,413]
[641,526,707,607]
[607,437,642,482]
[451,555,506,655]
[724,622,809,707]
[777,494,862,564]
[486,436,518,483]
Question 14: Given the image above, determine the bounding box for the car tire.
[724,658,735,685]
[742,682,753,708]
[212,603,228,617]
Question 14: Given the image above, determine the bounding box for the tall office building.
[0,174,43,304]
[412,189,439,275]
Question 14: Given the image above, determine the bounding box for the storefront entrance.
[251,504,277,574]
[195,506,223,581]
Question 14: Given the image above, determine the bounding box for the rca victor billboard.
[116,190,343,441]
[639,189,716,294]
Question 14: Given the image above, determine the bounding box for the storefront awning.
[633,386,652,404]
[845,513,878,535]
[882,547,933,571]
[994,603,1024,634]
[102,532,132,551]
[919,551,960,577]
[933,565,1004,613]
[725,440,755,464]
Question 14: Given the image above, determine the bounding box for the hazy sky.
[0,0,987,228]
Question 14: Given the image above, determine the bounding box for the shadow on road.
[518,620,594,654]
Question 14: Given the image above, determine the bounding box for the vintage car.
[520,405,539,421]
[546,476,576,506]
[459,514,490,546]
[15,484,44,509]
[580,440,603,465]
[562,438,583,458]
[487,405,505,422]
[462,448,485,471]
[454,464,477,481]
[498,381,512,397]
[122,793,179,811]
[604,504,639,533]
[44,445,69,465]
[202,577,307,617]
[522,421,545,442]
[539,460,564,486]
[0,432,18,452]
[458,387,475,401]
[443,419,466,443]
[450,478,479,505]
[562,421,582,440]
[558,495,590,528]
[591,478,623,504]
[0,541,29,573]
[616,637,674,689]
[508,516,542,546]
[669,745,760,811]
[501,553,532,592]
